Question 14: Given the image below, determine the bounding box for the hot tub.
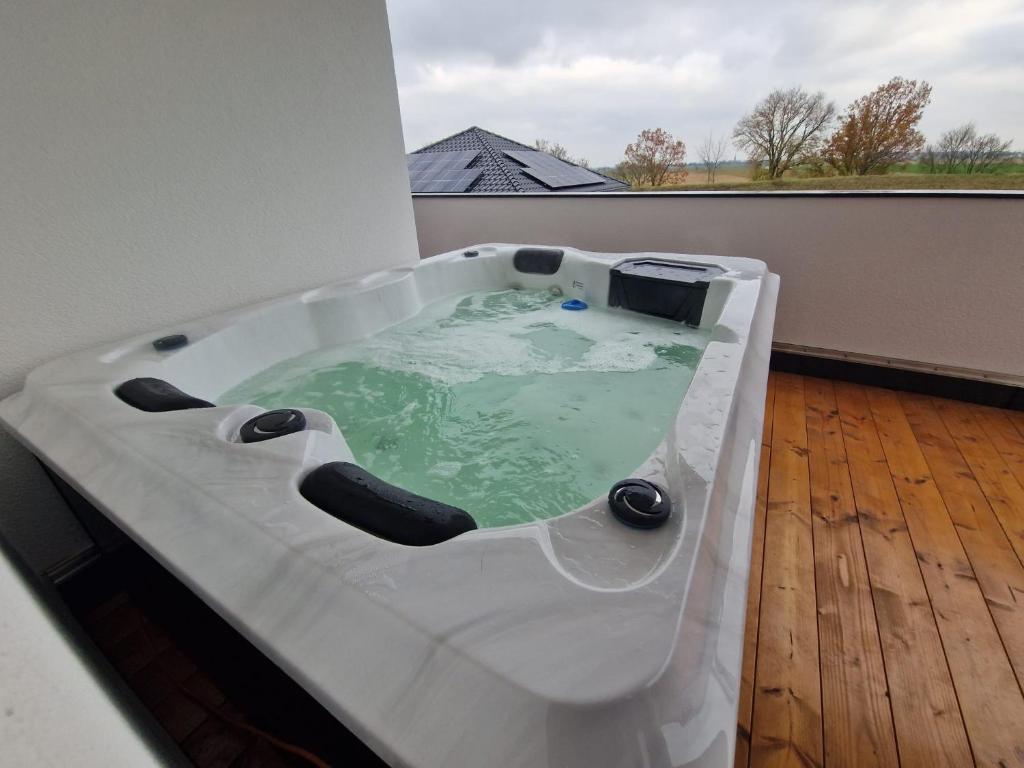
[1,244,779,768]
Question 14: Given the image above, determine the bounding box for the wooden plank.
[736,443,771,768]
[934,398,1024,567]
[1010,410,1024,442]
[902,393,1024,691]
[969,403,1024,495]
[833,381,973,768]
[736,374,776,768]
[750,373,823,768]
[804,378,899,768]
[867,387,1024,766]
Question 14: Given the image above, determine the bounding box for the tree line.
[534,77,1015,187]
[729,77,1013,179]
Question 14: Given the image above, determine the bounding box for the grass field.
[615,158,1024,191]
[631,172,1024,192]
[895,161,1024,176]
[660,170,751,187]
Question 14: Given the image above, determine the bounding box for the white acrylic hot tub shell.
[1,245,778,768]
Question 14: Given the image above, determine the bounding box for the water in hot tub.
[220,289,710,528]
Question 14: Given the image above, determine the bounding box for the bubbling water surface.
[220,289,709,527]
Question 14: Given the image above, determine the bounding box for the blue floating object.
[561,299,588,311]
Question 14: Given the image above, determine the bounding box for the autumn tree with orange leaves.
[825,77,932,175]
[622,128,686,187]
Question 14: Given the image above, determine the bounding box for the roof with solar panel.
[407,126,628,193]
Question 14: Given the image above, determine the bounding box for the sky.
[386,0,1024,167]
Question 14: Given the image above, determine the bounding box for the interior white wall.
[1,0,418,571]
[412,194,1024,380]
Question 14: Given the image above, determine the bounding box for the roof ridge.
[471,126,536,152]
[477,128,624,186]
[469,127,526,192]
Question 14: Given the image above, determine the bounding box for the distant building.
[407,126,627,193]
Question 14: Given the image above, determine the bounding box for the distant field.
[662,170,751,186]
[894,161,1024,176]
[630,173,1024,192]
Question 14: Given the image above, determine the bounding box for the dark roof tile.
[409,127,627,193]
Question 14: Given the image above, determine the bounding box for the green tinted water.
[221,289,709,528]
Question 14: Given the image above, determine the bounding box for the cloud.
[387,0,1024,166]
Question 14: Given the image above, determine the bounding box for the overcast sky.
[386,0,1024,167]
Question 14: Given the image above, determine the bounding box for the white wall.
[1,551,164,765]
[413,193,1024,380]
[1,0,419,571]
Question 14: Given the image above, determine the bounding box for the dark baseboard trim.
[770,351,1024,411]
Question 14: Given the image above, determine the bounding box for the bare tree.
[919,145,938,173]
[936,124,974,173]
[613,160,645,187]
[936,124,1013,173]
[623,128,687,187]
[733,87,834,178]
[534,138,590,168]
[534,138,569,160]
[698,134,729,183]
[965,134,1012,173]
[825,77,932,175]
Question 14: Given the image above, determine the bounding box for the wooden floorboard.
[741,375,1024,767]
[899,393,1024,692]
[934,399,1024,568]
[968,405,1024,492]
[866,386,1024,766]
[750,372,823,768]
[833,381,972,768]
[804,378,898,768]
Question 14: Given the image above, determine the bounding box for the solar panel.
[502,150,605,189]
[411,169,482,193]
[407,150,482,192]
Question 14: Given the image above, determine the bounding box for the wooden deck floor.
[736,373,1024,768]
